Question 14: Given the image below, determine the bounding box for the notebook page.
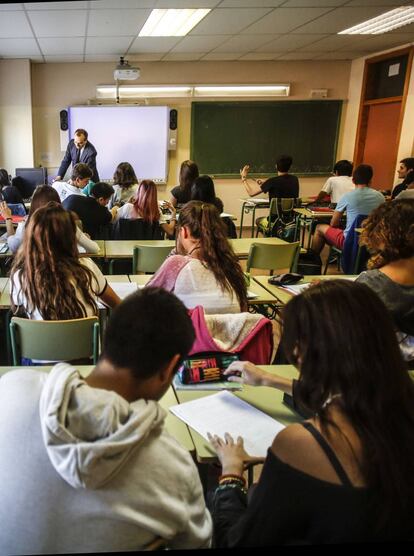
[170,390,285,457]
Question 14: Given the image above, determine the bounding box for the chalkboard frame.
[190,100,343,178]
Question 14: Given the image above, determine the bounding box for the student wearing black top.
[240,155,299,200]
[62,182,114,239]
[391,157,414,199]
[209,280,414,546]
[191,175,224,213]
[169,160,199,207]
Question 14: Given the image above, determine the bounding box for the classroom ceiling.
[0,0,414,63]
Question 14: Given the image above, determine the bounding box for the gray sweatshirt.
[0,364,212,554]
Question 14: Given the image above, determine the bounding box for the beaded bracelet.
[218,474,246,486]
[216,483,247,495]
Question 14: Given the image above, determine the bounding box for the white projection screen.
[68,106,170,181]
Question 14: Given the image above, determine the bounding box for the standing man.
[56,128,99,183]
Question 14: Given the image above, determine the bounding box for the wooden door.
[362,101,401,189]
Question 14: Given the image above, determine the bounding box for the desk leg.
[251,206,256,238]
[239,202,246,238]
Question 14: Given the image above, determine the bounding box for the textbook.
[170,391,285,457]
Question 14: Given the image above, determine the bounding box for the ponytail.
[179,202,248,310]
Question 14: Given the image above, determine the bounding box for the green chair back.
[133,244,172,274]
[10,317,100,365]
[246,242,300,274]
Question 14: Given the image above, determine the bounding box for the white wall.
[0,59,34,171]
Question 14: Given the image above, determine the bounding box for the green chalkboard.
[190,100,343,177]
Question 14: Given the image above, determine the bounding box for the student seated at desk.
[0,288,212,554]
[191,175,224,213]
[0,168,25,206]
[240,155,299,200]
[312,164,384,254]
[357,200,414,364]
[169,159,199,208]
[10,203,119,321]
[107,161,139,209]
[391,157,414,199]
[313,159,354,206]
[114,179,176,238]
[52,163,91,202]
[209,280,414,546]
[147,201,247,313]
[0,185,100,254]
[63,182,114,239]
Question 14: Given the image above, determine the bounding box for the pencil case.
[178,352,239,384]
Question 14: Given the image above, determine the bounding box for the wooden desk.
[238,198,270,238]
[173,365,300,462]
[104,237,288,262]
[0,239,106,259]
[253,274,358,305]
[0,365,195,453]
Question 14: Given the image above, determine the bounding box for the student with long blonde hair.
[148,201,247,313]
[11,203,120,321]
[114,179,176,237]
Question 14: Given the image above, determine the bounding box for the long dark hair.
[179,160,199,197]
[178,201,247,311]
[191,175,216,204]
[11,204,98,319]
[113,162,138,189]
[28,185,60,223]
[0,168,10,187]
[281,280,414,523]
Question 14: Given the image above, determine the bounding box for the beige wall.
[31,59,351,216]
[0,59,34,172]
[337,44,414,189]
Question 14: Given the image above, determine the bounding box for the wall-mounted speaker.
[168,109,178,150]
[59,109,69,152]
[60,109,68,131]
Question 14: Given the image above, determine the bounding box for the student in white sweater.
[52,162,91,202]
[0,185,100,254]
[0,288,212,553]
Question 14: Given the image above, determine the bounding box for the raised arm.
[240,165,262,197]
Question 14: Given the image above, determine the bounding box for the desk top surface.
[253,275,358,305]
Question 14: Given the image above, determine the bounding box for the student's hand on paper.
[240,165,250,180]
[0,201,12,220]
[223,361,267,386]
[207,432,264,476]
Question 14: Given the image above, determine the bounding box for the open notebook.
[98,282,139,308]
[281,276,358,296]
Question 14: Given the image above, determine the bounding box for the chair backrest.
[10,317,100,365]
[342,214,369,274]
[111,218,164,241]
[269,197,298,224]
[246,241,300,273]
[133,244,172,273]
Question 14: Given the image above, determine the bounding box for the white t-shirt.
[321,176,354,204]
[11,257,107,320]
[174,259,241,314]
[53,181,85,202]
[116,203,169,225]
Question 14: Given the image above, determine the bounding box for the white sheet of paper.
[170,390,285,457]
[247,290,259,299]
[98,282,138,308]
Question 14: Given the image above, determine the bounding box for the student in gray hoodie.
[0,287,212,554]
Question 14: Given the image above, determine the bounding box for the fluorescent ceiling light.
[194,85,290,97]
[339,6,414,35]
[96,85,192,98]
[139,8,211,37]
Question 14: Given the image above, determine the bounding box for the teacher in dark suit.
[56,128,99,183]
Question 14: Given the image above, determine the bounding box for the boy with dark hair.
[63,181,114,238]
[240,154,299,200]
[53,162,92,202]
[0,288,212,554]
[391,157,414,199]
[312,164,384,254]
[314,159,354,205]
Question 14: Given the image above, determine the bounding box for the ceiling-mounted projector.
[114,57,141,81]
